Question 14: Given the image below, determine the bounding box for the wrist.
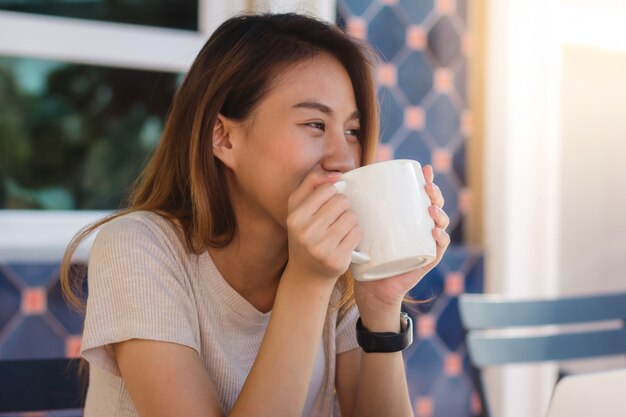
[358,300,404,333]
[281,262,337,299]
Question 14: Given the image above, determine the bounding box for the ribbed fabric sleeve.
[81,213,199,376]
[336,303,360,354]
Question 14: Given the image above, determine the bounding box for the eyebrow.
[292,101,360,120]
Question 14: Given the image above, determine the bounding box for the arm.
[114,270,335,417]
[228,269,336,416]
[335,313,414,417]
[336,164,450,417]
[113,340,223,417]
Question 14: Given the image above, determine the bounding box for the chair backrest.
[459,292,626,367]
[0,358,85,412]
[458,292,626,416]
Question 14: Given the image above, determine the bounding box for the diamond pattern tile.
[433,376,473,416]
[399,0,434,24]
[2,316,65,359]
[398,52,434,105]
[378,87,404,143]
[9,263,59,287]
[426,94,460,147]
[342,0,374,16]
[396,132,432,167]
[48,280,84,334]
[465,256,484,294]
[436,298,464,351]
[368,6,406,61]
[428,16,461,67]
[439,246,473,272]
[406,339,444,396]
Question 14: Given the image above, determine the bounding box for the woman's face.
[219,52,363,230]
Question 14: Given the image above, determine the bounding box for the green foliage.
[0,57,179,210]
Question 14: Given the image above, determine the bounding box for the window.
[0,0,199,31]
[0,56,180,210]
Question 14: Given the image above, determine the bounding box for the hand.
[285,170,363,284]
[354,164,451,328]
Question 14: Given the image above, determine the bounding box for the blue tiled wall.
[0,264,83,361]
[337,0,483,415]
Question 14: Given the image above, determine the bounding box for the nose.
[320,128,358,174]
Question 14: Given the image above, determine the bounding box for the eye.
[345,128,361,141]
[306,122,326,132]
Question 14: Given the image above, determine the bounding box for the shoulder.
[95,211,184,252]
[89,211,194,278]
[99,210,178,238]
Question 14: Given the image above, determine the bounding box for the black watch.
[356,312,413,353]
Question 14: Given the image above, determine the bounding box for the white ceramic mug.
[333,159,436,281]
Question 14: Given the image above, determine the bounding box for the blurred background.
[0,0,625,416]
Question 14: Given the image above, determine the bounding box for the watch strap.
[356,312,413,353]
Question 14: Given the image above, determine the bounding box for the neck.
[208,213,288,314]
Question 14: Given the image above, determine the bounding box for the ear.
[212,114,238,169]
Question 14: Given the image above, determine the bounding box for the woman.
[61,13,450,417]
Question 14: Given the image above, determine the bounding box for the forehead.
[262,53,357,110]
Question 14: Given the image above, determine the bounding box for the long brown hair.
[61,13,379,318]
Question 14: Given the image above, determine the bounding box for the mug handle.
[333,180,371,265]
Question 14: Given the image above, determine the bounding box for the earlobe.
[212,114,236,168]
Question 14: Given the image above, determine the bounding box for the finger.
[429,205,450,230]
[336,222,363,256]
[289,170,341,212]
[300,212,360,274]
[422,164,435,183]
[323,224,362,276]
[327,209,359,244]
[432,228,451,249]
[426,182,445,208]
[288,184,338,235]
[307,194,352,232]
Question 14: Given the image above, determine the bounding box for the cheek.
[264,150,312,199]
[279,139,324,175]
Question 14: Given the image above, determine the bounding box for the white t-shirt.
[80,211,360,416]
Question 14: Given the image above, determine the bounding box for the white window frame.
[0,0,336,263]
